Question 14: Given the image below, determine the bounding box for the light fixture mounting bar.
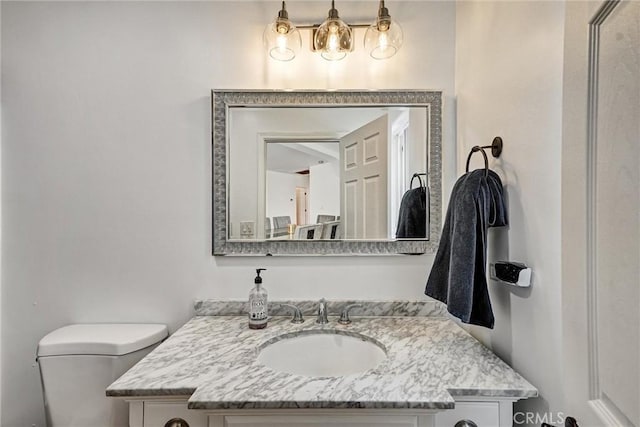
[296,23,372,30]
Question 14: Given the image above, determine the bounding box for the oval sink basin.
[257,332,386,377]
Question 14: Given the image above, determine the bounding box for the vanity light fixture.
[263,1,302,62]
[263,0,403,62]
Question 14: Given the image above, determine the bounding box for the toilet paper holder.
[490,261,532,287]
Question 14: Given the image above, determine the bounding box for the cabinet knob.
[164,418,190,427]
[454,421,478,427]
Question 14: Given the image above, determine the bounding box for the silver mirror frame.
[212,90,442,256]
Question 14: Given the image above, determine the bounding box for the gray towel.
[425,169,507,328]
[396,187,427,238]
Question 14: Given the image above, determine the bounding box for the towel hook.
[465,136,503,176]
[410,172,427,189]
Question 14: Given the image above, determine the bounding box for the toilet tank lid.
[37,324,169,357]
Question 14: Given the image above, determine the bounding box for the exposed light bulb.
[378,32,388,52]
[328,25,339,53]
[277,34,288,54]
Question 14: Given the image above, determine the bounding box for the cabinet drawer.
[223,414,420,427]
[143,401,208,427]
[435,401,500,427]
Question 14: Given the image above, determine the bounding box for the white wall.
[0,1,456,425]
[308,161,339,224]
[265,170,307,228]
[455,0,565,422]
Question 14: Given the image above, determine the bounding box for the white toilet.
[37,323,168,427]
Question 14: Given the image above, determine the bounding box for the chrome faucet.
[338,304,363,325]
[316,298,329,324]
[280,303,305,324]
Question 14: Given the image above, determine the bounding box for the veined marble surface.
[107,314,537,410]
[194,299,448,317]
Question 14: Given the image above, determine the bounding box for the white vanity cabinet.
[434,398,515,426]
[129,397,517,427]
[214,414,430,427]
[128,399,207,427]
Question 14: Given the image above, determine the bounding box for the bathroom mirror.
[212,90,442,255]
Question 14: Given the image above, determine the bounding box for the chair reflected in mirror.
[294,224,323,240]
[272,216,292,237]
[316,214,336,223]
[265,217,272,239]
[273,216,291,228]
[320,221,341,240]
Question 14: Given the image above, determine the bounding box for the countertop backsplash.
[194,299,448,317]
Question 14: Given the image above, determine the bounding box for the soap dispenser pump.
[248,268,268,329]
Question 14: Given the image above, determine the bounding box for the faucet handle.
[338,304,363,325]
[316,298,329,324]
[280,303,305,324]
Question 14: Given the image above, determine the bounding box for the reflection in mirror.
[212,90,442,255]
[266,140,339,239]
[228,107,428,241]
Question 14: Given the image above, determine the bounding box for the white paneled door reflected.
[339,115,389,239]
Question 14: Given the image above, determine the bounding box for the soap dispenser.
[248,268,268,329]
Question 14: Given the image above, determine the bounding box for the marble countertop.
[106,310,537,410]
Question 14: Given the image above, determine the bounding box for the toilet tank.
[37,324,168,427]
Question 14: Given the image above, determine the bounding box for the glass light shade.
[364,18,403,59]
[263,20,302,62]
[314,17,353,61]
